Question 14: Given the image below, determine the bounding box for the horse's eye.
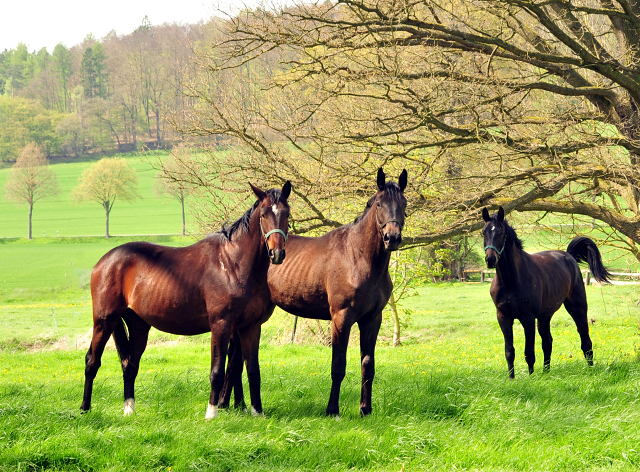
[376,202,381,207]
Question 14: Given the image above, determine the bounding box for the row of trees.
[0,18,209,161]
[4,143,188,238]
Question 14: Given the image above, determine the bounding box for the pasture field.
[0,152,188,238]
[2,152,640,469]
[2,279,640,470]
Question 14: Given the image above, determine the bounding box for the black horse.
[482,207,610,378]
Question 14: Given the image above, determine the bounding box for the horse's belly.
[128,299,210,336]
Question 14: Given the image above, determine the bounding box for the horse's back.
[91,240,217,334]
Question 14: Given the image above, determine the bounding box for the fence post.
[585,270,591,286]
[481,271,485,283]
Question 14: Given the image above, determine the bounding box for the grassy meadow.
[0,152,188,238]
[2,153,640,470]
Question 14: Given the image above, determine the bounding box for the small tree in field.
[71,158,139,238]
[5,143,59,239]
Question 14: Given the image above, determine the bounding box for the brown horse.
[222,168,407,416]
[80,182,291,419]
[482,207,610,378]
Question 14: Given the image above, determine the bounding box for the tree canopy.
[173,0,640,260]
[72,157,139,238]
[4,143,59,239]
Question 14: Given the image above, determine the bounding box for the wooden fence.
[463,269,640,286]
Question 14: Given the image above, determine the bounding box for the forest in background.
[0,16,213,162]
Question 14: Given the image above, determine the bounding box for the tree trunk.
[104,202,110,238]
[180,192,186,237]
[388,291,401,347]
[28,203,33,240]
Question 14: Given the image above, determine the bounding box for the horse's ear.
[281,181,291,200]
[398,169,407,191]
[377,168,386,191]
[249,183,267,201]
[482,207,490,222]
[497,206,505,221]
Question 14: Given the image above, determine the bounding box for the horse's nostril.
[383,233,390,241]
[269,249,275,259]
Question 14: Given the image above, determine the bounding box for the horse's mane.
[493,215,524,251]
[353,182,402,224]
[218,188,289,241]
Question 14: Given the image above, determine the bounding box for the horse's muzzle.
[383,232,402,251]
[269,248,286,265]
[485,251,497,269]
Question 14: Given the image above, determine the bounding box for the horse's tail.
[566,236,611,284]
[112,318,130,364]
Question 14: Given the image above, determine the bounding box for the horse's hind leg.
[220,332,246,410]
[238,324,264,416]
[564,286,593,366]
[118,311,150,416]
[537,317,553,371]
[521,316,536,375]
[205,323,231,420]
[81,316,121,412]
[358,312,382,417]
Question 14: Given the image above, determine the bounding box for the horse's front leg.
[497,313,515,379]
[357,312,382,417]
[238,324,264,416]
[327,311,353,417]
[206,321,231,420]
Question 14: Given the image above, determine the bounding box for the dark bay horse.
[80,182,291,419]
[222,168,407,417]
[482,207,610,378]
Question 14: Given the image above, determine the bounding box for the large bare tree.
[5,143,59,239]
[171,0,640,260]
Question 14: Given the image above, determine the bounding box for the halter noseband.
[375,206,404,235]
[484,236,507,262]
[260,219,288,250]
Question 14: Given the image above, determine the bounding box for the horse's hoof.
[123,398,135,416]
[205,403,218,420]
[251,406,264,417]
[359,407,372,417]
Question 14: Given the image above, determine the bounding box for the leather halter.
[260,220,287,250]
[375,206,403,237]
[484,236,506,262]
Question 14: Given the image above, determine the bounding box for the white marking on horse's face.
[272,204,279,216]
[491,225,495,231]
[123,398,135,416]
[251,406,264,417]
[220,261,226,271]
[205,402,218,420]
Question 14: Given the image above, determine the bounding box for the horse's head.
[482,206,507,269]
[250,181,292,264]
[374,168,408,251]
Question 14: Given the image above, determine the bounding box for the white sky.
[1,1,259,53]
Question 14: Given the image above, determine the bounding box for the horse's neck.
[350,207,391,272]
[495,243,524,288]
[229,213,269,277]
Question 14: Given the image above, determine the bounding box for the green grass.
[0,152,188,238]
[2,153,640,469]
[2,281,640,470]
